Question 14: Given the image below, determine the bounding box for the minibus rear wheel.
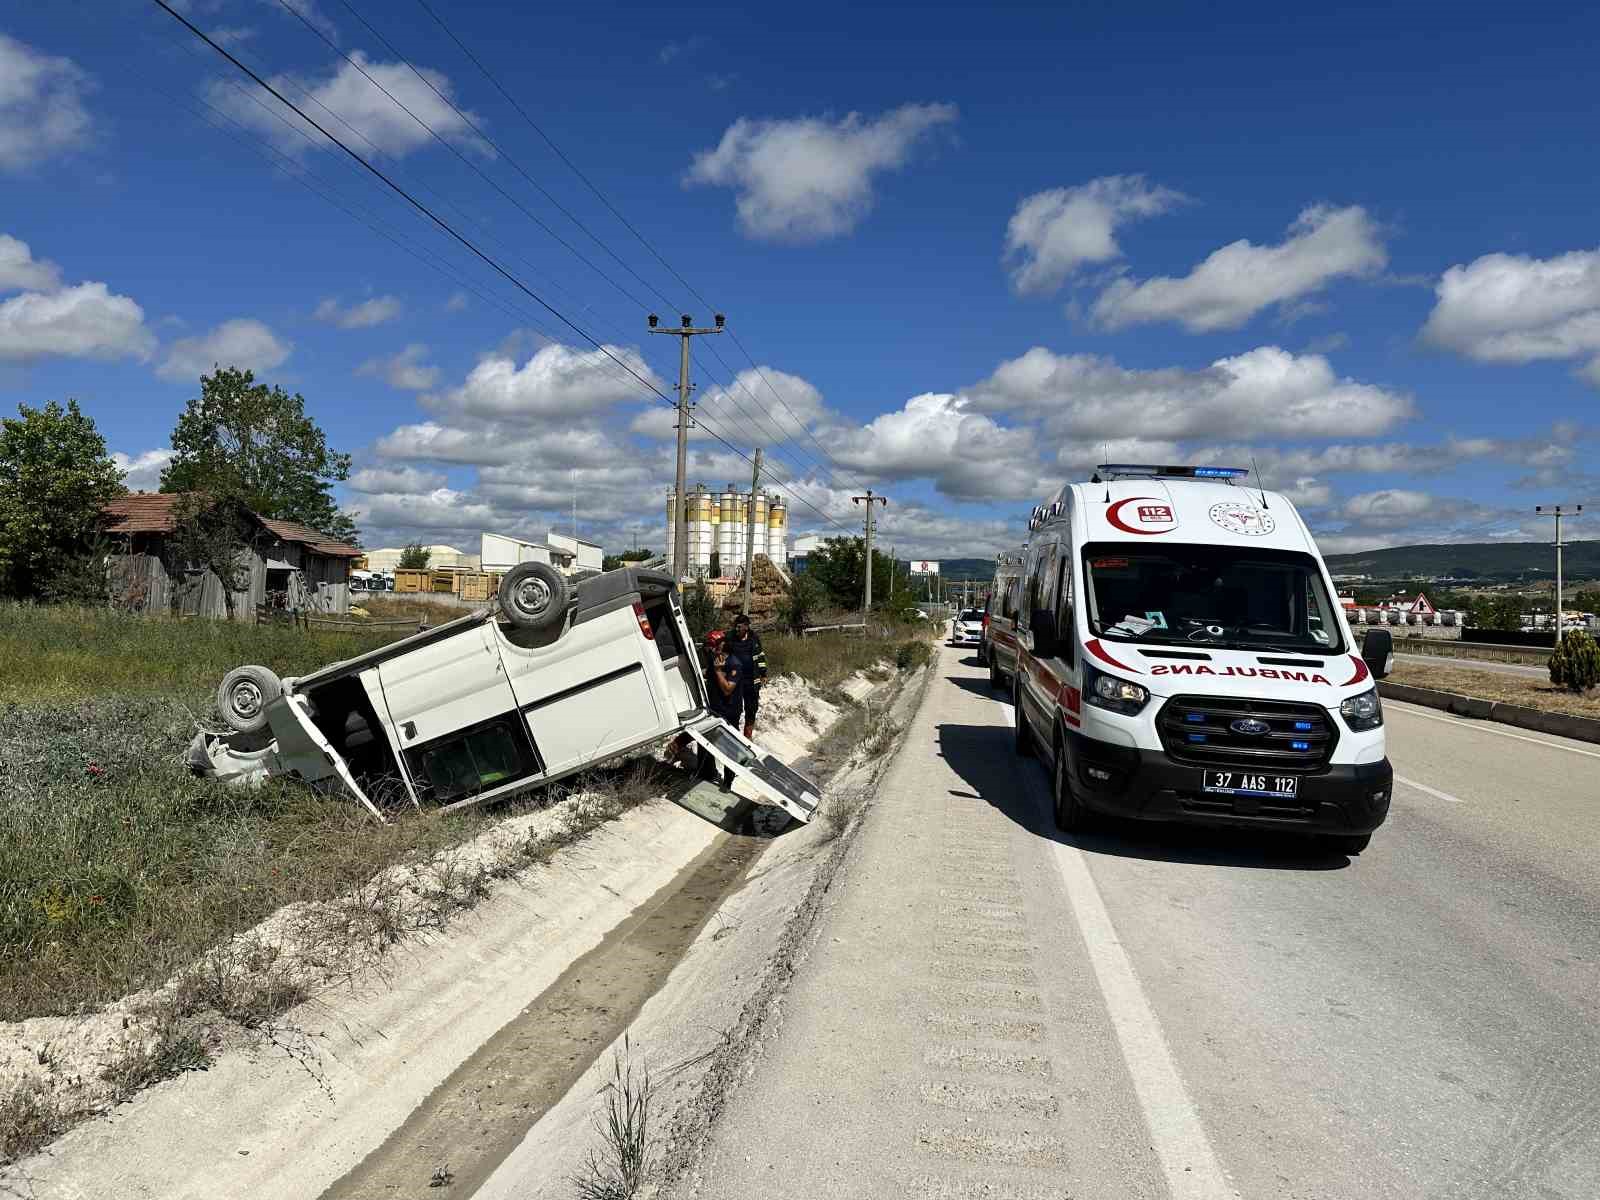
[1052,732,1093,833]
[1013,681,1034,757]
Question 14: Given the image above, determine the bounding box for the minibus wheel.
[1052,734,1092,833]
[1319,832,1371,856]
[498,561,569,630]
[1013,681,1034,757]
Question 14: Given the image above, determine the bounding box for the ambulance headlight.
[1085,667,1149,716]
[1339,688,1383,731]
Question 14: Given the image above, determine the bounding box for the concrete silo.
[748,492,769,562]
[717,486,741,576]
[687,485,714,575]
[768,498,788,567]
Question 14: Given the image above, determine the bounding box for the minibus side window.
[1054,551,1075,665]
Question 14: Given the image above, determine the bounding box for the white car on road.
[949,608,985,648]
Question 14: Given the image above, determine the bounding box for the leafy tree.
[160,367,357,543]
[804,536,896,611]
[1571,588,1600,615]
[398,542,431,570]
[1468,594,1526,631]
[0,400,126,598]
[601,548,655,571]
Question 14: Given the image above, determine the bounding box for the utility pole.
[742,449,763,615]
[649,312,724,579]
[1535,504,1583,636]
[852,490,887,621]
[889,545,896,601]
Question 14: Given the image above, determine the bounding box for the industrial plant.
[665,485,789,578]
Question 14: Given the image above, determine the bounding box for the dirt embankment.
[0,665,911,1197]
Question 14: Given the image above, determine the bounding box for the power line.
[147,0,851,535]
[291,0,839,494]
[409,0,870,495]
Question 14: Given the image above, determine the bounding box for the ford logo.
[1230,718,1271,736]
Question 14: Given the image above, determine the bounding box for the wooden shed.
[101,493,362,620]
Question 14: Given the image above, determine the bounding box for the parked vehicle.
[1010,464,1393,855]
[950,608,985,648]
[982,551,1025,688]
[189,564,820,826]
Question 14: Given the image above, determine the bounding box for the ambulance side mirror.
[1361,628,1394,680]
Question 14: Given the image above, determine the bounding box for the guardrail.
[1393,638,1551,662]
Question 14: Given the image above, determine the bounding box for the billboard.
[910,560,940,575]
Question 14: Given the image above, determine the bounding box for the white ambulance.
[1011,465,1394,855]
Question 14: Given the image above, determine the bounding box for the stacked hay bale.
[722,554,790,620]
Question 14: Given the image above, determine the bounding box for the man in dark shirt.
[703,635,743,790]
[726,613,767,739]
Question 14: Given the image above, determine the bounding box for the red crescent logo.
[1105,496,1175,535]
[1341,655,1370,687]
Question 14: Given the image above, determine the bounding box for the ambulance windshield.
[1082,544,1344,653]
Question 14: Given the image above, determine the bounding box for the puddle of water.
[317,830,767,1200]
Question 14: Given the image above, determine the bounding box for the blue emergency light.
[1097,464,1250,481]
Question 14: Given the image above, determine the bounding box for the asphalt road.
[1395,651,1549,677]
[691,646,1600,1199]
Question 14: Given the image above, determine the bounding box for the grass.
[573,1037,655,1200]
[0,602,412,704]
[1390,661,1600,720]
[763,625,933,692]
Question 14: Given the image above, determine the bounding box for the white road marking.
[1394,774,1464,803]
[992,690,1230,1200]
[1046,836,1231,1199]
[1385,700,1600,760]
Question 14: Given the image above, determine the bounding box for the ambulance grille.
[1157,695,1336,772]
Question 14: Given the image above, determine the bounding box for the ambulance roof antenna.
[1100,443,1110,502]
[1249,455,1270,509]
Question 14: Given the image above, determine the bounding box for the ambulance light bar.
[1097,464,1250,481]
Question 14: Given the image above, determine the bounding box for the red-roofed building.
[101,493,360,619]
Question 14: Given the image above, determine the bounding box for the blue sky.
[2,0,1597,557]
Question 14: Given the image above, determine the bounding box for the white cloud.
[1003,176,1186,296]
[0,234,62,292]
[315,294,402,329]
[967,344,1413,440]
[209,52,486,158]
[158,317,290,381]
[263,0,339,43]
[348,465,446,493]
[0,282,155,363]
[685,102,958,241]
[112,448,174,492]
[1092,205,1387,332]
[636,365,831,443]
[827,392,1048,502]
[425,342,658,423]
[444,291,469,313]
[358,342,437,390]
[1340,488,1435,524]
[0,33,93,172]
[659,36,706,64]
[1420,248,1600,385]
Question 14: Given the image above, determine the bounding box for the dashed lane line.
[1394,774,1465,804]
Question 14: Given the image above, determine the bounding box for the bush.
[895,640,931,671]
[681,580,719,643]
[779,573,822,635]
[1548,629,1600,693]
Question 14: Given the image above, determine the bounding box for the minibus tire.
[1051,736,1092,833]
[1013,682,1035,757]
[217,664,282,734]
[989,658,1001,690]
[1319,832,1371,856]
[499,561,569,630]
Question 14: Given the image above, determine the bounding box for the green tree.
[805,536,896,611]
[0,400,126,598]
[160,367,357,543]
[1468,594,1526,631]
[1572,588,1600,615]
[1548,629,1600,693]
[398,542,431,570]
[780,572,823,634]
[681,579,719,642]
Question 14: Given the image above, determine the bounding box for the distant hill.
[1323,541,1600,581]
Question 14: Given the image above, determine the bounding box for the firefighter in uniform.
[726,613,767,739]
